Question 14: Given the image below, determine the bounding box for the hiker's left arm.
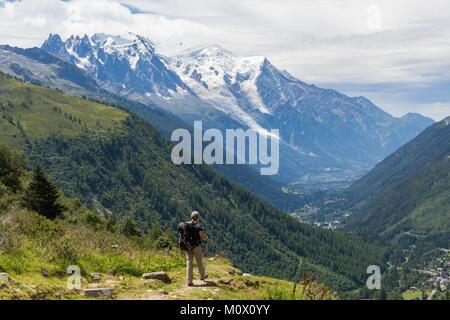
[199,230,208,241]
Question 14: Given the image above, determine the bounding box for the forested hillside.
[342,118,450,299]
[345,117,450,286]
[347,118,450,238]
[0,72,384,292]
[348,118,450,204]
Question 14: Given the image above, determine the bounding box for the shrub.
[119,216,142,237]
[82,211,103,230]
[0,144,25,192]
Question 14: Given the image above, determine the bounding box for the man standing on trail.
[177,211,209,286]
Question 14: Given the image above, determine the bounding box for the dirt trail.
[141,280,220,300]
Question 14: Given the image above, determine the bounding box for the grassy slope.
[0,74,127,148]
[0,73,384,292]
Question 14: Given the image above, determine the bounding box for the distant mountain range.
[171,45,433,166]
[1,33,434,189]
[39,33,434,185]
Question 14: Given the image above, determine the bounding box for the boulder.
[83,288,113,298]
[218,278,233,285]
[0,273,9,282]
[91,273,102,282]
[228,267,243,276]
[142,272,171,283]
[203,280,218,287]
[40,269,49,277]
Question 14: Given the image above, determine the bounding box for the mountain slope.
[0,72,384,292]
[347,117,450,240]
[348,118,450,204]
[0,45,102,95]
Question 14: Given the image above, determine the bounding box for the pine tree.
[23,166,64,219]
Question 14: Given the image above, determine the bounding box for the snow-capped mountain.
[172,46,270,114]
[41,33,192,98]
[168,46,275,134]
[40,33,434,186]
[170,45,434,166]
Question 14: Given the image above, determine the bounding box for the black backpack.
[177,221,199,250]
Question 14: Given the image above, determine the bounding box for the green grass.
[0,209,334,300]
[0,206,185,300]
[402,290,423,300]
[0,210,184,275]
[0,74,128,147]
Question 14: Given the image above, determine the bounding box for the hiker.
[178,211,208,286]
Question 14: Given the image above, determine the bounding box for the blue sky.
[1,0,449,120]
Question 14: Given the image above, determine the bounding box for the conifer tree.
[23,166,64,219]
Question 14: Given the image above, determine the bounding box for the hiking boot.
[201,274,209,281]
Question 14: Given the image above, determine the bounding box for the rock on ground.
[228,267,243,276]
[91,273,102,282]
[142,272,171,283]
[40,269,50,277]
[0,273,9,281]
[83,288,113,298]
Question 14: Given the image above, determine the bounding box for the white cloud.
[0,0,225,54]
[0,0,449,120]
